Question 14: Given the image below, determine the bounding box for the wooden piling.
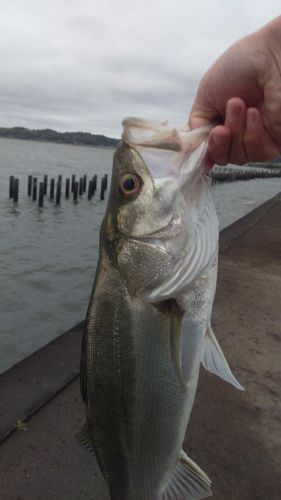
[43,175,48,195]
[13,178,19,203]
[32,178,37,201]
[27,175,32,196]
[100,177,105,201]
[38,182,44,207]
[65,178,70,199]
[50,179,55,200]
[73,181,78,202]
[71,174,76,192]
[88,180,93,200]
[79,177,84,196]
[83,175,87,193]
[92,175,97,194]
[55,181,61,205]
[9,176,14,199]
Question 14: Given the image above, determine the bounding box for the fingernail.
[228,102,242,121]
[246,109,257,129]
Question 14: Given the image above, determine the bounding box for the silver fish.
[80,118,243,500]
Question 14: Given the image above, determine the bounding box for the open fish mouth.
[122,117,212,152]
[122,117,212,183]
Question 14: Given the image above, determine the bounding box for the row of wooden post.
[210,168,281,185]
[10,168,280,203]
[9,174,108,206]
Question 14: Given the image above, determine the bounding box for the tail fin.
[162,450,212,499]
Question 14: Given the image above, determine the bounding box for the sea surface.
[1,137,281,374]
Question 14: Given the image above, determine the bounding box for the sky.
[1,1,280,137]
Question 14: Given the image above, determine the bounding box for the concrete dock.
[0,193,280,500]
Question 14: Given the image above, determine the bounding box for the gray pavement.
[0,193,280,500]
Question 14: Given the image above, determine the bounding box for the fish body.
[81,118,242,500]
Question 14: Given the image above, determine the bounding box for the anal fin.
[201,325,244,391]
[162,450,212,499]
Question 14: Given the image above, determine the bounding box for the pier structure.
[9,173,108,206]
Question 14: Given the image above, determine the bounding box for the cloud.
[1,0,281,136]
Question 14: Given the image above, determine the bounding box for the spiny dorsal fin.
[201,325,244,391]
[161,450,212,499]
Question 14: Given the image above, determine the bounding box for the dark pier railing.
[210,167,281,185]
[8,173,108,206]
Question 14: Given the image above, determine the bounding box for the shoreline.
[0,135,118,150]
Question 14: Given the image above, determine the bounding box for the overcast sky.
[1,1,280,137]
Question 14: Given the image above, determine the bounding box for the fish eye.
[119,173,141,198]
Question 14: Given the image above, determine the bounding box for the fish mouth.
[122,117,212,151]
[122,117,212,182]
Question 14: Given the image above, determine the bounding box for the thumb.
[188,97,219,129]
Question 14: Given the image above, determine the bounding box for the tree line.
[0,126,119,147]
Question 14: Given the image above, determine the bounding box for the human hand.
[189,17,281,167]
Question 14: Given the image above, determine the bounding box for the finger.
[244,108,280,161]
[207,125,231,166]
[225,98,247,164]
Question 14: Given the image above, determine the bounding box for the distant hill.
[0,126,119,147]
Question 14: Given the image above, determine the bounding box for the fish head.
[103,118,218,300]
[105,118,211,241]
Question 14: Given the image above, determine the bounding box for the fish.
[80,117,243,500]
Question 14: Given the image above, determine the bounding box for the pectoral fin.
[201,325,244,391]
[161,450,212,499]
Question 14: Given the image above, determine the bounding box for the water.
[1,137,280,374]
